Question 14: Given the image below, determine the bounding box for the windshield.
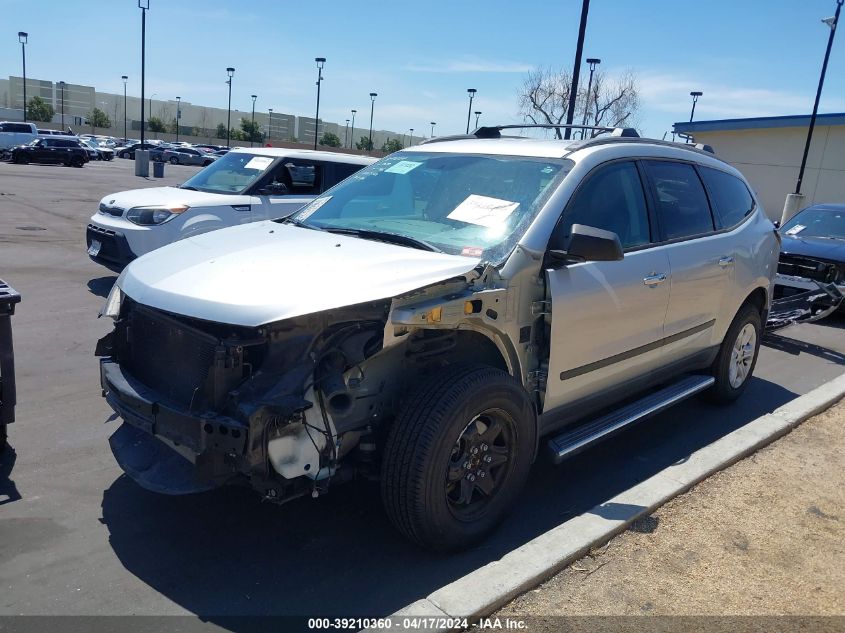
[782,207,845,240]
[179,151,276,195]
[287,152,568,261]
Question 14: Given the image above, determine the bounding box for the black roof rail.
[473,124,639,139]
[565,135,717,157]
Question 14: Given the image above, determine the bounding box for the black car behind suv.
[10,138,89,167]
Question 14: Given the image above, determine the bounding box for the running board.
[547,374,715,464]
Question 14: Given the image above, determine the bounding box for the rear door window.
[644,160,715,240]
[698,166,755,229]
[283,160,322,194]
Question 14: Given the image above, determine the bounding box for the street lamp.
[474,111,481,130]
[350,109,357,149]
[465,88,477,134]
[58,81,65,128]
[430,121,436,138]
[795,0,843,196]
[139,0,149,147]
[18,32,28,122]
[580,57,601,138]
[368,93,377,153]
[225,67,235,148]
[268,108,273,142]
[313,57,326,149]
[409,128,414,146]
[688,91,703,123]
[250,94,257,147]
[121,75,128,141]
[175,96,181,142]
[344,118,350,148]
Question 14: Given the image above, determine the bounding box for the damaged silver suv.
[97,124,779,550]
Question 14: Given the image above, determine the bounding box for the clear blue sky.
[2,0,844,138]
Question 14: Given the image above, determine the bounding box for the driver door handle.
[643,273,667,286]
[718,256,735,267]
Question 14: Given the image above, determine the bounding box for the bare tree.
[518,67,640,138]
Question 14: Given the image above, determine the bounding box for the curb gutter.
[374,372,845,631]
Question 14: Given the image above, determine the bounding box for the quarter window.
[645,161,714,240]
[699,166,755,228]
[555,161,651,250]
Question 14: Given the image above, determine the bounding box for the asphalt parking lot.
[0,158,844,623]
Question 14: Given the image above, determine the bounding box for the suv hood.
[99,186,251,210]
[118,221,481,327]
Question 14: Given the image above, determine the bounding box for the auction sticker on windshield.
[297,196,331,220]
[785,224,805,236]
[447,194,519,228]
[385,160,422,175]
[244,156,274,171]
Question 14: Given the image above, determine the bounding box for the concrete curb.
[379,372,845,630]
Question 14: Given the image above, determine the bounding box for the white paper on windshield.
[297,196,331,220]
[784,224,805,236]
[447,194,520,228]
[385,160,422,175]
[244,156,274,171]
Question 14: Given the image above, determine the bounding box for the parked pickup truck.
[97,124,778,550]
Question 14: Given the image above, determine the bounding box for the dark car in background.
[0,279,21,451]
[116,142,158,159]
[160,147,216,166]
[770,203,845,326]
[8,137,89,167]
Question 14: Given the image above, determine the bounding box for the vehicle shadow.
[0,444,22,506]
[100,374,796,630]
[762,333,845,365]
[87,276,117,298]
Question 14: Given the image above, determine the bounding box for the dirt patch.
[497,400,845,617]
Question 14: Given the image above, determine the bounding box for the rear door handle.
[718,256,735,267]
[643,273,667,286]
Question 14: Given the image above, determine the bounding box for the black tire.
[71,156,85,168]
[0,424,6,452]
[709,303,762,404]
[381,364,536,551]
[203,160,212,166]
[169,156,179,165]
[15,154,29,165]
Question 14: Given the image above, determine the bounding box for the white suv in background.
[86,148,375,269]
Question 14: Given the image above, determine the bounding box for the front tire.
[381,364,536,551]
[709,304,762,403]
[71,156,85,168]
[15,154,29,164]
[169,156,179,165]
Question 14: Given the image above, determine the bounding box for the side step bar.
[548,374,715,464]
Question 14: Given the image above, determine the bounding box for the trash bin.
[153,160,165,178]
[0,279,21,449]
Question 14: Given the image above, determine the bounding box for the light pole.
[58,81,65,128]
[430,121,436,138]
[268,108,273,142]
[564,0,591,140]
[225,67,234,148]
[344,118,350,148]
[350,109,357,148]
[465,88,477,134]
[688,91,703,123]
[139,0,148,147]
[18,32,28,122]
[795,0,843,195]
[313,57,326,149]
[121,75,128,141]
[175,96,181,142]
[474,111,481,130]
[368,93,377,152]
[580,57,601,138]
[250,94,257,147]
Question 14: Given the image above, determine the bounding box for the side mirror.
[549,224,624,265]
[772,220,781,229]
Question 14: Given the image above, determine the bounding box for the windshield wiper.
[324,227,442,253]
[179,185,199,191]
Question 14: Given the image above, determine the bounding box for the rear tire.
[709,304,762,403]
[0,424,6,452]
[381,364,536,551]
[71,156,85,168]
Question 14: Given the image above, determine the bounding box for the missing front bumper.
[767,275,844,330]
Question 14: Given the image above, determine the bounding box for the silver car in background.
[161,147,216,166]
